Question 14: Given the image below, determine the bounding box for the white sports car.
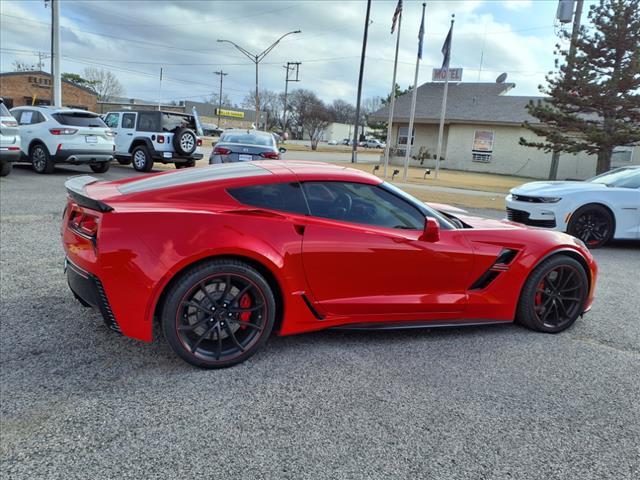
[506,166,640,248]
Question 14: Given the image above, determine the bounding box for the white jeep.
[104,110,203,171]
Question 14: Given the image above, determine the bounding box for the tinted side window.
[137,112,159,131]
[104,113,119,128]
[228,182,309,215]
[302,181,425,229]
[122,113,136,129]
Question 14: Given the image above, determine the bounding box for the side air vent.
[469,249,520,290]
[495,248,518,265]
[469,270,501,290]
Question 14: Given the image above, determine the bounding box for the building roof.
[370,82,543,126]
[0,70,98,96]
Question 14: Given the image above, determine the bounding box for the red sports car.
[62,161,598,368]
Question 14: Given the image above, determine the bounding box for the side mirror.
[279,147,287,154]
[420,217,440,242]
[211,141,217,147]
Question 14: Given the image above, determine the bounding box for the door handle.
[126,133,133,136]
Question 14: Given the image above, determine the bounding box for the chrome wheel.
[133,150,147,169]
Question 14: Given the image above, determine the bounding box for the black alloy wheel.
[517,255,588,333]
[567,204,614,248]
[90,162,111,173]
[162,259,275,368]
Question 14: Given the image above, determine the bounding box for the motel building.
[370,82,638,180]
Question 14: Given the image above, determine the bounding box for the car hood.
[455,214,524,230]
[511,181,605,196]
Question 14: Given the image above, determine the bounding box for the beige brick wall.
[0,72,98,111]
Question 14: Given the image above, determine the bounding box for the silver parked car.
[209,129,286,164]
[0,99,21,176]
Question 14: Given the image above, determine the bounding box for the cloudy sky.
[1,0,595,105]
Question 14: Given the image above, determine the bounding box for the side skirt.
[329,319,512,331]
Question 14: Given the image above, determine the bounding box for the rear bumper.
[0,147,21,162]
[65,257,121,333]
[56,149,113,164]
[151,151,203,162]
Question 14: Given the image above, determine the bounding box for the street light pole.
[215,70,228,127]
[351,0,372,163]
[218,30,301,130]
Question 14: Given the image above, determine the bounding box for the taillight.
[157,135,165,144]
[260,151,280,159]
[69,206,99,237]
[1,120,18,127]
[214,146,231,155]
[197,138,202,146]
[49,128,78,135]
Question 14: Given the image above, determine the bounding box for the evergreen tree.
[520,0,640,174]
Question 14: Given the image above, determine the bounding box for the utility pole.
[352,0,372,163]
[158,67,163,110]
[282,62,300,138]
[217,30,301,130]
[51,0,61,106]
[214,70,228,127]
[549,0,584,179]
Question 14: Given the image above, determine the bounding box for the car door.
[299,181,475,317]
[609,174,640,239]
[116,112,136,154]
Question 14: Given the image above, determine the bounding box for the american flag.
[391,0,403,34]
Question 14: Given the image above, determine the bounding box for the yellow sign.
[216,108,245,119]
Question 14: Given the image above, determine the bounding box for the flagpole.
[383,3,402,179]
[435,15,454,180]
[402,2,426,183]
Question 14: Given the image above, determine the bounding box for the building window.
[472,153,492,163]
[398,127,415,145]
[2,97,14,109]
[612,147,633,163]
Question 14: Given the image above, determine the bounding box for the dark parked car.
[210,129,286,164]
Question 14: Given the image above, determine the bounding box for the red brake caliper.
[239,293,252,328]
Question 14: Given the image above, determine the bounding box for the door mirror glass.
[279,147,287,154]
[212,141,217,147]
[420,217,440,242]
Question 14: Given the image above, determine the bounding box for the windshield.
[221,132,275,146]
[53,112,106,127]
[381,182,456,230]
[589,167,640,188]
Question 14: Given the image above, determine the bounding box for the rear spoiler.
[64,175,114,212]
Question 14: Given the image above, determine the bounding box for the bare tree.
[328,99,356,124]
[82,67,125,101]
[288,89,331,150]
[205,93,234,109]
[242,89,284,130]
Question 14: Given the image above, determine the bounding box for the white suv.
[11,106,114,174]
[103,110,203,172]
[0,99,20,177]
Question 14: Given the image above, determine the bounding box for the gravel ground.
[1,164,639,480]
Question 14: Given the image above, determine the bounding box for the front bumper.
[505,195,567,230]
[65,257,121,333]
[56,149,113,164]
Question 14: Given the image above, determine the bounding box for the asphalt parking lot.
[1,163,639,480]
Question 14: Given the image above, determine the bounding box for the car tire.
[117,158,132,165]
[567,204,614,248]
[175,160,195,169]
[0,160,11,177]
[173,128,197,156]
[161,259,276,369]
[516,254,589,333]
[30,143,54,174]
[132,145,153,172]
[90,162,110,173]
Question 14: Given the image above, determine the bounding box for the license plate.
[238,154,253,162]
[85,135,98,143]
